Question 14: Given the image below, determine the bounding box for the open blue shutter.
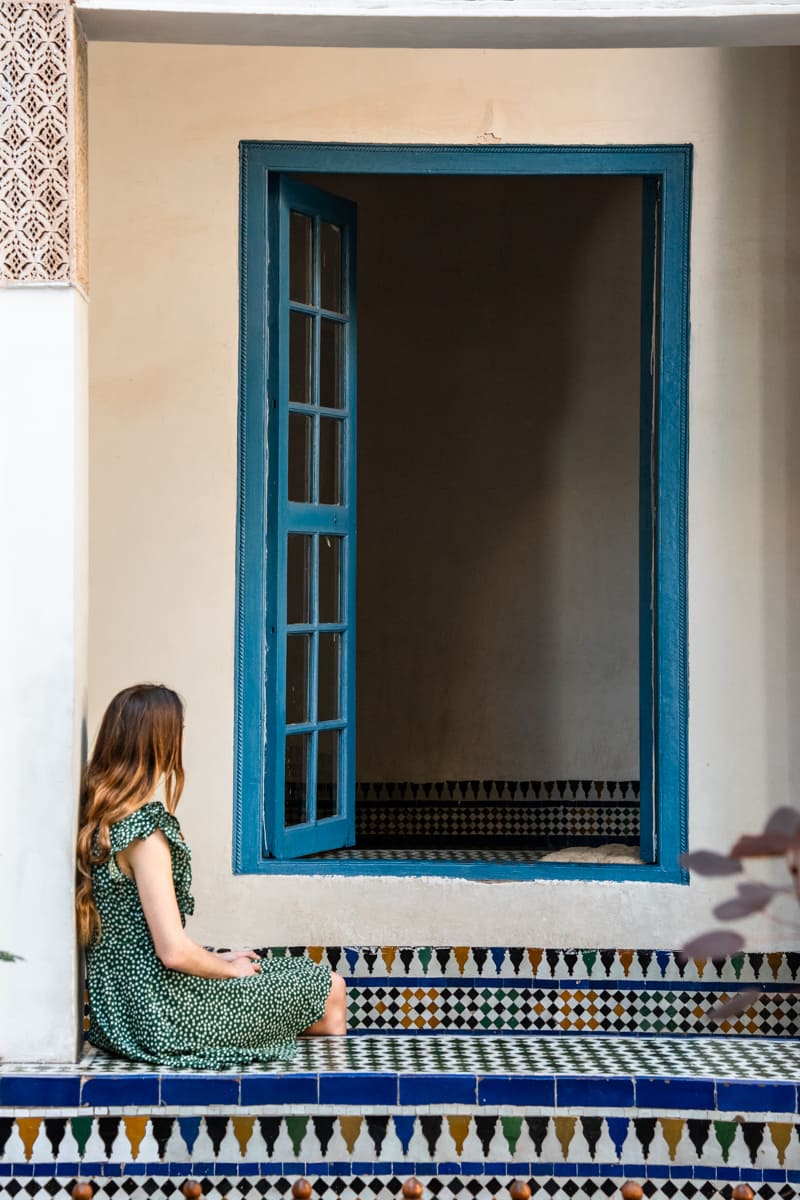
[265,177,357,859]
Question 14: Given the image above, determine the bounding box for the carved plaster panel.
[0,1,88,287]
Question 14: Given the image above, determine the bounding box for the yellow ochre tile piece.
[16,1118,40,1162]
[448,1116,471,1156]
[554,1116,576,1158]
[338,1117,362,1154]
[659,1118,685,1162]
[768,1122,793,1165]
[124,1117,148,1160]
[232,1117,255,1157]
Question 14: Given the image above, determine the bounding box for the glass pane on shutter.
[290,311,313,407]
[320,222,342,313]
[319,535,341,624]
[286,634,310,724]
[319,418,342,505]
[284,733,310,826]
[287,534,311,625]
[320,321,343,410]
[288,412,312,502]
[318,633,340,721]
[289,211,313,305]
[317,728,339,820]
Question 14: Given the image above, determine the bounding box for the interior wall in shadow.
[305,173,642,781]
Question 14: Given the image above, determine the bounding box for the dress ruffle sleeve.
[107,801,195,915]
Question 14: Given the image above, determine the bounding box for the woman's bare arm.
[124,831,259,979]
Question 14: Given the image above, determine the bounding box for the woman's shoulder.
[109,800,184,852]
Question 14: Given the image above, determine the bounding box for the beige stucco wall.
[89,44,800,948]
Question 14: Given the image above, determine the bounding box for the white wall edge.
[0,287,89,1063]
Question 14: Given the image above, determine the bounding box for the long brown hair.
[76,684,185,944]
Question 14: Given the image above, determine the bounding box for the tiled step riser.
[345,984,798,1036]
[80,948,787,1039]
[3,1113,800,1172]
[2,1174,795,1200]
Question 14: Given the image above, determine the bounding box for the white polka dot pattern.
[86,802,332,1067]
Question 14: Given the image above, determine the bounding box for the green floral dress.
[86,801,332,1067]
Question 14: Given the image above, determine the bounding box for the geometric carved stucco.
[0,1,88,288]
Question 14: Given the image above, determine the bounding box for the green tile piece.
[713,1120,738,1162]
[285,1116,308,1157]
[418,947,433,974]
[501,1116,523,1155]
[581,950,597,976]
[70,1117,93,1158]
[732,953,745,980]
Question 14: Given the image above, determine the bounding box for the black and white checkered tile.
[0,1176,793,1200]
[64,1034,800,1077]
[354,781,640,848]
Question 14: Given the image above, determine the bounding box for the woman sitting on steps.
[76,683,347,1067]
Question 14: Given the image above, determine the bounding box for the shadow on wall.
[308,172,641,782]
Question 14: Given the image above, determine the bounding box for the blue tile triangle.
[490,947,507,973]
[344,947,360,973]
[606,1117,630,1159]
[392,1116,415,1154]
[178,1117,201,1153]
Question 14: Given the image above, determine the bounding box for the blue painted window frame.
[235,142,691,883]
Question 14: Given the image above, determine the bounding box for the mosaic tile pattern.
[0,1175,794,1200]
[1,1104,800,1180]
[358,781,641,803]
[268,947,800,1040]
[5,1029,800,1189]
[6,1033,800,1098]
[243,946,800,986]
[345,982,800,1036]
[3,1107,800,1168]
[77,1031,800,1081]
[355,781,640,848]
[78,947,800,1040]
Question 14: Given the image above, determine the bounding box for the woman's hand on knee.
[218,949,260,964]
[227,957,261,977]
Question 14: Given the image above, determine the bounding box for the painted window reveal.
[265,178,357,859]
[235,144,690,882]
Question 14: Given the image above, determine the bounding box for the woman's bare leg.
[303,971,347,1035]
